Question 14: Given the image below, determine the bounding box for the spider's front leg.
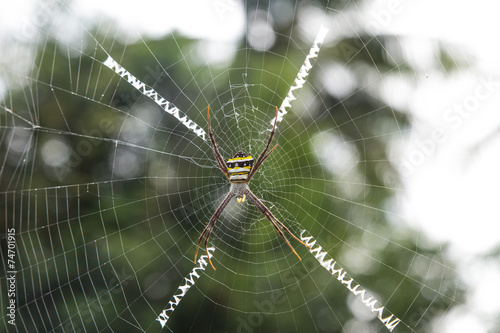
[194,192,234,270]
[246,107,279,182]
[207,106,229,179]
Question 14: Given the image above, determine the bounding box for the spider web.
[1,0,499,332]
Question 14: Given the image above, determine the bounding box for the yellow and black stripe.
[227,151,253,182]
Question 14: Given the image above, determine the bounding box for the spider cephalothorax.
[194,106,308,269]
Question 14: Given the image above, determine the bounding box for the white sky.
[371,0,500,255]
[367,1,500,332]
[0,0,245,41]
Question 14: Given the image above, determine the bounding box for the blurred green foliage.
[0,1,466,332]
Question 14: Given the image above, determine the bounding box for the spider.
[194,106,309,270]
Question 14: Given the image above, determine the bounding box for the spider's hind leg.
[245,190,309,261]
[194,226,216,270]
[194,192,235,270]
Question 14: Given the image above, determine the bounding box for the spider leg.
[246,190,309,261]
[195,191,235,270]
[208,106,229,179]
[247,107,279,181]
